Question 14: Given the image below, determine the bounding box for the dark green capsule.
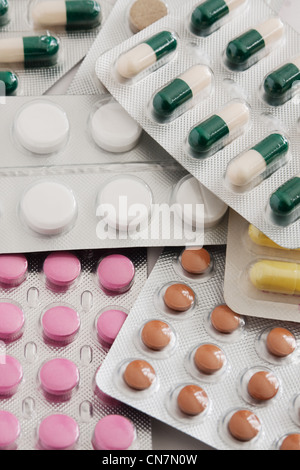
[264,62,300,101]
[270,176,300,216]
[0,71,18,95]
[65,1,101,30]
[145,31,177,61]
[226,29,265,67]
[0,0,9,27]
[191,0,229,34]
[188,114,229,154]
[23,36,60,67]
[153,79,193,118]
[253,133,289,166]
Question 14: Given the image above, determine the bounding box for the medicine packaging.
[95,0,300,249]
[0,248,152,450]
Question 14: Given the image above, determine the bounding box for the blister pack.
[96,244,300,450]
[0,247,152,450]
[0,0,115,96]
[95,0,300,249]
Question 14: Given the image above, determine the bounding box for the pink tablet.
[0,355,23,396]
[43,252,81,291]
[92,415,136,450]
[97,254,135,294]
[97,309,128,347]
[0,254,28,288]
[0,411,21,450]
[0,302,25,341]
[38,414,79,450]
[42,305,80,344]
[39,358,79,398]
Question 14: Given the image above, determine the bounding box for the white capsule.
[255,17,284,47]
[226,149,265,186]
[217,101,250,133]
[32,1,67,27]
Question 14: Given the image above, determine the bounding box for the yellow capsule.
[250,260,300,295]
[248,225,300,251]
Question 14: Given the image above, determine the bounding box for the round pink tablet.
[92,415,136,450]
[0,302,25,341]
[97,309,128,347]
[39,358,79,398]
[0,254,28,288]
[97,254,135,294]
[0,355,23,396]
[43,252,81,290]
[38,414,79,450]
[0,411,21,450]
[42,305,80,344]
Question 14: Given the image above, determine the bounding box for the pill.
[266,327,296,358]
[190,0,246,34]
[141,320,172,351]
[164,283,195,312]
[0,35,60,67]
[247,370,279,401]
[248,224,300,251]
[188,101,250,154]
[39,358,79,397]
[181,248,211,275]
[91,101,142,153]
[250,260,300,295]
[177,384,209,416]
[123,359,156,391]
[38,414,79,451]
[270,175,300,219]
[116,31,177,79]
[0,302,25,342]
[228,409,261,442]
[0,71,18,96]
[0,355,23,396]
[0,254,28,287]
[97,254,135,294]
[14,101,70,154]
[32,0,101,30]
[264,56,300,102]
[42,305,80,344]
[129,0,168,34]
[194,344,226,375]
[280,434,300,451]
[97,309,128,347]
[152,65,213,119]
[43,252,81,289]
[20,181,77,236]
[0,0,9,26]
[210,304,241,334]
[92,415,136,450]
[226,133,289,187]
[226,18,284,68]
[0,411,20,450]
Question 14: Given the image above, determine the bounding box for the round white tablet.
[14,100,70,155]
[174,175,228,228]
[90,101,142,153]
[20,181,77,236]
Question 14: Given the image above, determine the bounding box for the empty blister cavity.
[173,247,214,283]
[289,394,300,428]
[238,366,280,407]
[262,55,300,106]
[205,304,245,343]
[115,30,178,82]
[97,254,135,294]
[0,0,9,27]
[249,259,300,297]
[0,301,25,342]
[0,254,28,288]
[134,319,177,359]
[43,252,81,292]
[92,415,137,450]
[115,358,159,399]
[0,354,23,397]
[0,70,19,96]
[0,411,20,450]
[37,414,80,450]
[154,281,196,319]
[187,99,250,158]
[166,383,210,424]
[38,358,80,401]
[255,326,298,366]
[96,307,128,350]
[128,0,168,34]
[41,304,80,345]
[268,175,300,227]
[186,342,228,383]
[224,17,284,71]
[219,408,262,449]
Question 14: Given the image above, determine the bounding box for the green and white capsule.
[116,31,178,80]
[0,35,60,67]
[0,0,9,27]
[263,56,300,104]
[226,133,289,187]
[188,101,250,155]
[32,0,101,31]
[226,17,284,69]
[0,71,18,95]
[270,176,300,220]
[152,65,213,120]
[190,0,247,35]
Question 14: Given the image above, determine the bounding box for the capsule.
[270,175,300,220]
[116,31,177,80]
[226,18,284,69]
[263,56,300,104]
[250,260,300,295]
[0,71,18,95]
[0,35,60,67]
[226,133,289,187]
[0,0,9,27]
[188,101,250,155]
[152,65,212,119]
[248,224,300,251]
[190,0,246,35]
[32,0,101,31]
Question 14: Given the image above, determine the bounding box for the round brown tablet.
[280,433,300,450]
[124,360,156,391]
[247,370,279,401]
[181,248,211,275]
[228,410,261,442]
[211,304,241,334]
[177,385,209,416]
[266,327,296,358]
[194,344,226,375]
[164,283,195,312]
[129,0,168,34]
[141,320,172,351]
